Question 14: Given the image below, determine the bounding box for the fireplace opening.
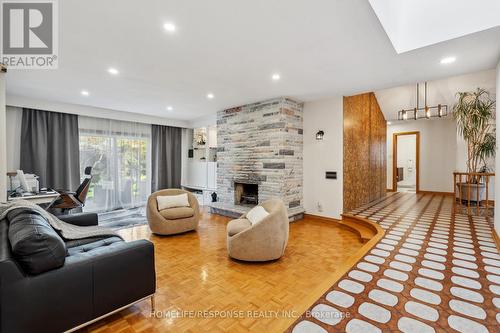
[234,182,258,205]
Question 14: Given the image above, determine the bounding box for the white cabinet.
[187,161,207,189]
[207,162,217,189]
[183,126,217,192]
[208,125,217,148]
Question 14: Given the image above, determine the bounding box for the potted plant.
[454,88,496,202]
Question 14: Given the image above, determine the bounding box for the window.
[78,117,151,212]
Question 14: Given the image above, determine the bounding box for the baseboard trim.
[418,190,454,196]
[303,213,341,222]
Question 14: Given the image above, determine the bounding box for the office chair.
[50,167,93,213]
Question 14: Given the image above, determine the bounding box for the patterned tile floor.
[287,193,500,333]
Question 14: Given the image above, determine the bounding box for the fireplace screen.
[234,182,258,205]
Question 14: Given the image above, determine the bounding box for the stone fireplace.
[209,97,304,221]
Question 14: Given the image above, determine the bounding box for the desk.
[8,192,60,205]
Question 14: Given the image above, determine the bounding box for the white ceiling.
[376,69,497,121]
[368,0,500,54]
[5,0,500,121]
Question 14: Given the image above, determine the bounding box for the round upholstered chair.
[226,198,289,261]
[147,189,200,235]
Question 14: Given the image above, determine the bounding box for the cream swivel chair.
[226,198,289,261]
[147,189,200,235]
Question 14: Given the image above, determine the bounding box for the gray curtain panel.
[20,108,80,190]
[151,124,182,191]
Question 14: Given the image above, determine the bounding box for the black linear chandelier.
[397,82,448,121]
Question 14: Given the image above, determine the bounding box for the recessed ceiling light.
[163,22,176,32]
[272,73,280,81]
[440,56,456,64]
[108,67,119,75]
[166,106,173,111]
[81,90,89,96]
[206,93,214,99]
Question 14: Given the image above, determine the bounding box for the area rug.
[98,206,148,230]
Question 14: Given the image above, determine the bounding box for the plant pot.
[456,182,486,202]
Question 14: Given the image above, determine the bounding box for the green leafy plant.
[453,88,496,182]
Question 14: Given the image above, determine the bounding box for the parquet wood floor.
[79,208,364,333]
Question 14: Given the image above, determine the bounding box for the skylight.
[368,0,500,53]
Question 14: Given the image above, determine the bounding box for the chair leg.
[150,295,156,313]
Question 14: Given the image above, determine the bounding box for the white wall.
[495,60,500,234]
[0,70,6,203]
[376,70,496,120]
[303,96,343,219]
[387,118,456,193]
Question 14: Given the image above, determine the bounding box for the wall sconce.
[316,130,324,140]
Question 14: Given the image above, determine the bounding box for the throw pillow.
[7,210,67,275]
[157,193,190,210]
[246,205,269,225]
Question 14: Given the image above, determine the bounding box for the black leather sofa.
[0,210,156,333]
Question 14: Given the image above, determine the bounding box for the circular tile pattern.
[410,288,441,305]
[377,278,404,293]
[450,287,484,303]
[338,279,365,294]
[398,317,435,333]
[447,315,488,333]
[414,277,443,292]
[358,302,391,323]
[349,270,373,283]
[418,268,445,280]
[449,300,486,320]
[357,262,379,273]
[326,290,355,308]
[345,319,381,333]
[404,301,439,321]
[292,320,327,333]
[451,276,481,290]
[368,289,398,306]
[384,269,409,281]
[310,303,344,326]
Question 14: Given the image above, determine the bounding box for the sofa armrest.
[58,213,98,227]
[85,239,156,316]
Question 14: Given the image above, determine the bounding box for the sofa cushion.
[7,209,67,275]
[159,207,195,220]
[157,193,190,210]
[227,219,252,237]
[67,236,123,256]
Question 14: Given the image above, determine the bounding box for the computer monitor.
[16,170,31,192]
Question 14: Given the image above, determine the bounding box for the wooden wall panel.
[343,92,387,212]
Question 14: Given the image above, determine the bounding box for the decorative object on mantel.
[397,82,448,121]
[315,130,324,140]
[193,127,207,146]
[453,88,496,216]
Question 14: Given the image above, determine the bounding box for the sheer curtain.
[78,116,152,212]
